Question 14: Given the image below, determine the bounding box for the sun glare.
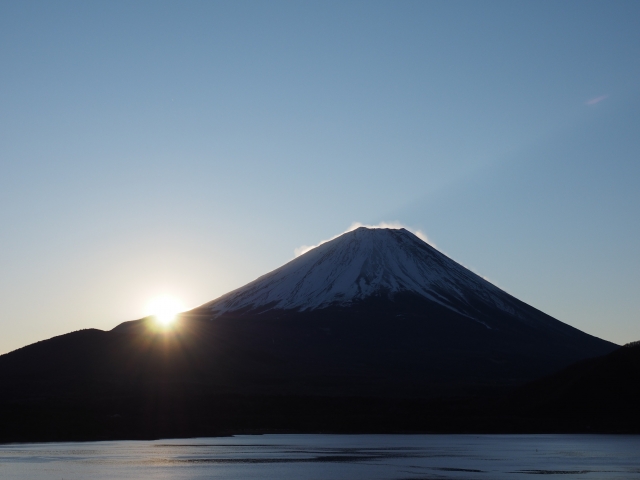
[147,295,185,326]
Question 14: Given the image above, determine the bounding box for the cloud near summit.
[294,222,433,257]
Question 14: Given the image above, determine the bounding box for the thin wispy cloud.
[294,222,434,257]
[586,94,609,106]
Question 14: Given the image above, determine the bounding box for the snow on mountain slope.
[205,227,526,322]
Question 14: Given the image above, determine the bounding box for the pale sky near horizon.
[1,1,639,354]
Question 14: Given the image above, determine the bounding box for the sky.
[1,0,639,354]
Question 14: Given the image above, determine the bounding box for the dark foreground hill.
[502,341,640,432]
[0,323,635,442]
[0,227,622,441]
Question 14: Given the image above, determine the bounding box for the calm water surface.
[1,434,639,479]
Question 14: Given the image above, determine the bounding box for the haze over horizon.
[1,1,639,354]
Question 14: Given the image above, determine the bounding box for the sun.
[147,295,185,326]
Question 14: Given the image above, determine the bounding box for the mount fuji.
[205,227,557,331]
[172,226,616,396]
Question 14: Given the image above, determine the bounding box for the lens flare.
[147,295,185,326]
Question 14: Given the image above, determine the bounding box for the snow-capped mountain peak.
[204,227,520,319]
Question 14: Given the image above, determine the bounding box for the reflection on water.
[1,434,639,479]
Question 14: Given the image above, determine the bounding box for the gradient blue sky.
[1,1,639,353]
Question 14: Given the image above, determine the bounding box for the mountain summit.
[205,227,560,333]
[207,227,502,315]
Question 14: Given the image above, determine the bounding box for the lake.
[1,434,639,479]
